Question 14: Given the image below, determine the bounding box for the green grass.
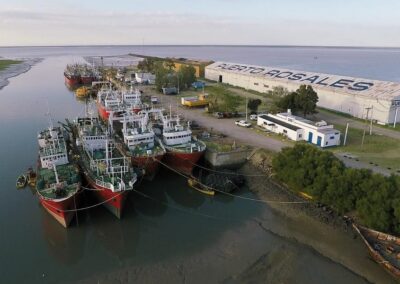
[318,107,400,132]
[205,85,246,112]
[0,59,22,71]
[332,125,400,169]
[317,107,354,119]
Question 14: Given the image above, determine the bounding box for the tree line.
[137,58,196,92]
[272,144,400,233]
[269,85,319,117]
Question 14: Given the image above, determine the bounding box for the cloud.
[0,8,399,47]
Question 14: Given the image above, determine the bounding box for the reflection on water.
[0,48,395,283]
[41,209,87,266]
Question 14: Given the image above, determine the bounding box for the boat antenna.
[45,101,54,130]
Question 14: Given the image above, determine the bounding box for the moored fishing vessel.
[71,116,137,218]
[353,224,400,279]
[96,87,125,121]
[35,125,81,228]
[156,112,206,176]
[64,64,81,86]
[117,110,166,180]
[122,87,146,114]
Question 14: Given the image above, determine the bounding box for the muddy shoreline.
[237,151,396,284]
[0,58,42,90]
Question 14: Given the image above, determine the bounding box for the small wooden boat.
[188,177,215,196]
[353,223,400,279]
[16,174,27,189]
[27,168,37,187]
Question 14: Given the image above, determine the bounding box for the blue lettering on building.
[330,79,354,88]
[316,77,330,86]
[288,73,307,81]
[264,70,281,77]
[349,82,374,91]
[301,76,320,84]
[275,72,293,79]
[216,64,375,92]
[249,68,265,74]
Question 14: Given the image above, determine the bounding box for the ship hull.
[39,191,81,228]
[64,74,80,86]
[131,153,164,180]
[87,178,129,219]
[163,150,204,176]
[97,101,110,120]
[80,76,95,85]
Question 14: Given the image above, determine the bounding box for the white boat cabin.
[163,124,192,146]
[76,117,107,151]
[38,127,69,169]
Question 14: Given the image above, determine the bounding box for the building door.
[317,136,322,146]
[219,75,223,83]
[308,132,313,143]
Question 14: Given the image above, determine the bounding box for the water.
[1,45,400,82]
[0,47,396,283]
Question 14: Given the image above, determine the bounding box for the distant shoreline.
[0,58,42,91]
[1,44,400,49]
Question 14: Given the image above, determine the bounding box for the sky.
[1,0,400,47]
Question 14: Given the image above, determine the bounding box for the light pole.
[343,122,349,146]
[361,107,372,148]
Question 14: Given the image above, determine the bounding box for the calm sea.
[0,46,396,283]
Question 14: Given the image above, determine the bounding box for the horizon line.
[1,44,400,49]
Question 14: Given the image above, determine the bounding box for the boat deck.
[36,164,80,199]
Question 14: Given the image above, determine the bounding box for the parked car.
[249,114,258,121]
[151,96,158,104]
[213,112,224,119]
[235,120,251,127]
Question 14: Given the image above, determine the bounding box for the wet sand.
[0,58,42,90]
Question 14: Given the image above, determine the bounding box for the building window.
[283,129,287,134]
[264,84,269,88]
[254,82,259,86]
[299,134,302,138]
[330,136,335,139]
[326,142,328,145]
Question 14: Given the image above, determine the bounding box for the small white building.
[257,111,341,147]
[134,73,156,84]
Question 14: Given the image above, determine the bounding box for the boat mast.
[53,163,60,184]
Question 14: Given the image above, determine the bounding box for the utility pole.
[361,107,371,148]
[177,73,180,95]
[246,96,248,121]
[369,106,373,135]
[394,106,399,128]
[343,122,349,146]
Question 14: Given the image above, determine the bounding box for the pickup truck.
[235,120,251,128]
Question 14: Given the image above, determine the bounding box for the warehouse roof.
[206,62,400,101]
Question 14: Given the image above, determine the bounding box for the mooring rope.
[185,158,270,177]
[155,158,309,205]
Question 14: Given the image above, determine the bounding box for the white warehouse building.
[205,62,400,125]
[257,111,341,148]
